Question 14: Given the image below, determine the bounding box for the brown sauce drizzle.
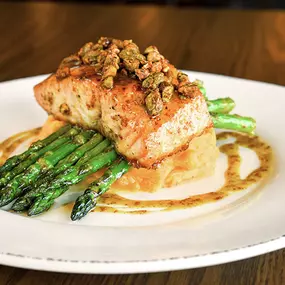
[0,128,41,166]
[0,130,273,215]
[92,132,273,214]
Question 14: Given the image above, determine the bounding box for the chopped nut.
[55,37,193,115]
[160,82,174,103]
[119,40,144,72]
[123,40,139,52]
[151,61,163,73]
[119,49,140,72]
[98,37,111,48]
[144,45,158,54]
[56,66,70,79]
[78,42,94,57]
[92,63,103,74]
[135,68,150,80]
[58,55,82,72]
[192,79,205,89]
[126,58,141,72]
[93,42,104,51]
[144,46,163,62]
[177,72,189,83]
[178,83,200,98]
[135,63,151,80]
[145,89,163,116]
[102,43,120,82]
[136,53,147,64]
[96,50,107,65]
[166,65,178,84]
[62,54,82,65]
[112,39,124,49]
[103,65,118,78]
[142,72,164,90]
[162,60,169,73]
[147,51,162,62]
[103,76,114,89]
[82,49,102,65]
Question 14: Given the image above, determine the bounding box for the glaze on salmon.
[34,66,212,168]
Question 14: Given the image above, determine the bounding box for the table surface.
[1,2,285,284]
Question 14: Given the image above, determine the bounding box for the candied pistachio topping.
[178,83,201,98]
[145,89,164,116]
[177,71,189,83]
[102,43,120,89]
[144,46,163,62]
[78,42,94,57]
[119,41,146,72]
[142,72,164,90]
[56,37,202,116]
[193,79,207,98]
[160,82,174,103]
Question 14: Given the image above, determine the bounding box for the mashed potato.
[35,116,219,192]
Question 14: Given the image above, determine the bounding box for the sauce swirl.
[0,128,41,165]
[93,132,273,213]
[0,130,273,214]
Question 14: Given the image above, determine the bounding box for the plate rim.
[1,234,285,274]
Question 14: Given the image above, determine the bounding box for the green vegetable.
[0,130,94,207]
[0,125,71,175]
[12,138,111,211]
[28,149,118,216]
[77,139,111,164]
[199,86,207,99]
[207,98,235,114]
[0,127,80,189]
[71,159,130,221]
[29,133,104,191]
[211,113,256,134]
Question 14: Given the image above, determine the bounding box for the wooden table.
[0,2,285,284]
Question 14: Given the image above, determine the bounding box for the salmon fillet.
[34,66,212,168]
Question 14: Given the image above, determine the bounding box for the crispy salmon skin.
[34,66,212,169]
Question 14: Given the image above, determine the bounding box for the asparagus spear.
[207,98,235,114]
[77,139,111,164]
[211,113,256,134]
[0,125,71,175]
[0,130,94,207]
[12,138,111,211]
[29,195,56,215]
[26,133,105,191]
[0,127,80,189]
[71,159,130,221]
[28,186,69,215]
[28,148,118,216]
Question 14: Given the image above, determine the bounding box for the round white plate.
[0,71,284,274]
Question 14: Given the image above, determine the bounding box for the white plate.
[0,71,284,274]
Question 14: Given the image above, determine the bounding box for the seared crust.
[34,67,212,168]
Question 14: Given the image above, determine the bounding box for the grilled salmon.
[34,66,212,169]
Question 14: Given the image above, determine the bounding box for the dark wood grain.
[0,2,285,285]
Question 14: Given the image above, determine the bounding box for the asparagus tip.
[11,198,30,212]
[28,198,54,216]
[71,191,96,221]
[0,188,14,207]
